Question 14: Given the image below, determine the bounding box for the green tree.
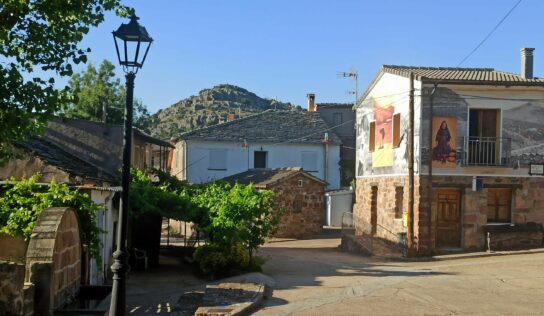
[0,1,132,164]
[64,59,152,132]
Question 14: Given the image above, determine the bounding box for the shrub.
[193,242,250,278]
[0,175,102,263]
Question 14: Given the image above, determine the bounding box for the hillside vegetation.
[149,84,301,138]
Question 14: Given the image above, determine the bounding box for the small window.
[487,188,512,223]
[293,196,303,212]
[393,113,401,148]
[333,112,343,125]
[208,149,227,170]
[369,121,376,152]
[254,151,267,169]
[298,180,303,187]
[301,151,318,172]
[394,187,404,219]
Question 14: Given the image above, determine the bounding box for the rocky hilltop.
[149,84,300,138]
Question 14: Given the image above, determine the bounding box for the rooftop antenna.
[337,69,358,108]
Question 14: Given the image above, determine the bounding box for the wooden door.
[370,186,378,235]
[435,189,461,248]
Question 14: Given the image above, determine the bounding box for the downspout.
[324,142,329,184]
[428,83,438,252]
[407,72,415,255]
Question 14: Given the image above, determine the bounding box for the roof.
[360,64,544,103]
[221,167,327,188]
[180,110,341,145]
[316,103,353,109]
[133,128,173,148]
[17,137,120,183]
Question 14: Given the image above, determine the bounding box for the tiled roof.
[382,65,544,84]
[17,137,120,183]
[180,110,341,145]
[359,64,544,104]
[316,103,353,109]
[221,167,327,188]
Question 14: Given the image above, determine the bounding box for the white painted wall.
[356,72,423,178]
[173,140,341,190]
[89,190,116,285]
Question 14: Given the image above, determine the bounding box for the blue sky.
[65,0,544,114]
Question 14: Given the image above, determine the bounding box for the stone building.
[222,168,327,238]
[352,49,544,255]
[0,117,172,284]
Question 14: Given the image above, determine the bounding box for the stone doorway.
[435,189,461,248]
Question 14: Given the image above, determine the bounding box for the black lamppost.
[110,15,152,316]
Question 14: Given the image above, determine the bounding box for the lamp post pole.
[110,72,135,316]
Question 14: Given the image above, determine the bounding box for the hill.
[148,84,301,139]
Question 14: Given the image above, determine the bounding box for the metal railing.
[461,136,511,166]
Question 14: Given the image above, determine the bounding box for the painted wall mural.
[432,117,457,168]
[372,99,395,168]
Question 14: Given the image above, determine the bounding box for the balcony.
[460,136,512,167]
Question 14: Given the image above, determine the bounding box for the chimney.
[307,93,316,112]
[521,48,535,79]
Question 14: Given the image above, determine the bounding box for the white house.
[171,110,342,190]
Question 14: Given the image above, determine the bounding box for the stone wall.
[269,174,326,238]
[0,261,34,316]
[353,176,413,241]
[26,207,81,314]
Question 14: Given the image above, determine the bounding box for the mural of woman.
[434,120,452,163]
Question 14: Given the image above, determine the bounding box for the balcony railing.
[461,136,511,166]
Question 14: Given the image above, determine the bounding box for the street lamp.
[110,15,153,316]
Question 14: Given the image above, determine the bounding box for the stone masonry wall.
[269,174,326,238]
[26,207,81,314]
[353,176,418,242]
[419,175,544,252]
[0,261,34,316]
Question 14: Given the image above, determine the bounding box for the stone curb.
[194,280,269,316]
[385,247,544,262]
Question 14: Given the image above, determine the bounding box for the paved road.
[256,237,544,316]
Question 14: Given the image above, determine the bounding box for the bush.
[0,175,102,263]
[193,243,250,278]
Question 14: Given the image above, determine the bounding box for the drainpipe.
[324,142,329,184]
[428,83,438,252]
[407,73,415,255]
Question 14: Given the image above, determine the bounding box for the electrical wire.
[456,0,523,67]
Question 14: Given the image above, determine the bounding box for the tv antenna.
[337,70,358,107]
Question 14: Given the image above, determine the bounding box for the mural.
[372,100,394,168]
[432,117,457,168]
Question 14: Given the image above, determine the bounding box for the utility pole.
[407,72,415,256]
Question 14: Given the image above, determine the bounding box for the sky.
[57,0,544,114]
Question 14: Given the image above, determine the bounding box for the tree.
[0,1,133,164]
[63,59,152,132]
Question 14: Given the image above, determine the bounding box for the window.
[293,195,303,212]
[208,149,227,170]
[468,109,501,165]
[301,151,318,172]
[298,179,303,187]
[394,187,404,219]
[487,188,512,223]
[369,121,376,152]
[393,113,401,148]
[254,151,267,168]
[333,112,343,125]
